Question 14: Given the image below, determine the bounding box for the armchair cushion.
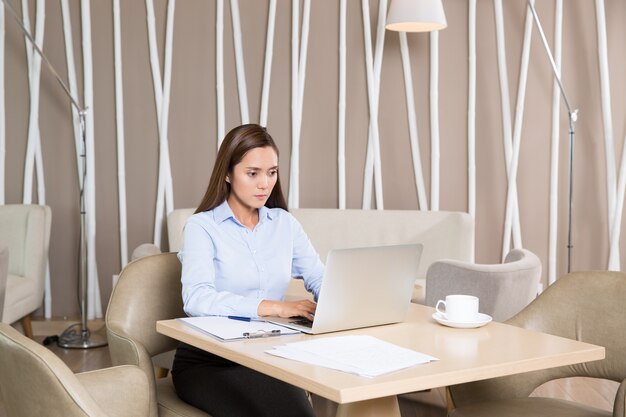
[76,366,151,417]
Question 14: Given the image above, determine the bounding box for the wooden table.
[157,304,604,417]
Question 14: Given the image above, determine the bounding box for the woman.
[171,124,322,417]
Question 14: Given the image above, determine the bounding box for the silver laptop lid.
[295,244,422,334]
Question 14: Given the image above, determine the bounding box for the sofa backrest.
[288,209,474,280]
[167,207,474,281]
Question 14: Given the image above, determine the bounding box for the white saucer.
[432,312,492,329]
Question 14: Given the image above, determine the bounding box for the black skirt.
[171,343,315,417]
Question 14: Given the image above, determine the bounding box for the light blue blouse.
[178,200,325,318]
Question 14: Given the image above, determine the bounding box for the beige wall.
[3,0,626,318]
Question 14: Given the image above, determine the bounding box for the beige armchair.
[0,323,150,417]
[0,204,51,337]
[425,248,541,322]
[448,271,626,417]
[106,252,210,417]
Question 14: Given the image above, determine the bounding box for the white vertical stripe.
[494,0,513,252]
[548,0,563,284]
[289,0,311,209]
[20,0,48,317]
[609,133,626,270]
[31,0,44,206]
[503,1,535,257]
[61,0,83,189]
[493,0,511,235]
[33,134,44,202]
[430,31,440,212]
[361,0,374,209]
[494,0,522,258]
[297,0,310,105]
[371,0,385,210]
[288,0,299,208]
[21,0,45,205]
[113,0,128,267]
[259,0,277,127]
[595,0,617,269]
[399,32,427,210]
[162,0,175,218]
[146,0,176,246]
[81,0,102,319]
[361,0,386,210]
[33,1,46,205]
[145,0,163,136]
[145,0,163,234]
[20,0,33,203]
[216,0,225,146]
[338,0,347,209]
[230,0,249,124]
[468,0,477,218]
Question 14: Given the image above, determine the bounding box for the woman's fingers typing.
[258,299,317,320]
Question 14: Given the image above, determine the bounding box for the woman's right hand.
[258,299,317,320]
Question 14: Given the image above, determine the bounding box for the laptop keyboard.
[289,318,313,328]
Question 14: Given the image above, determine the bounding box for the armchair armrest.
[76,365,150,417]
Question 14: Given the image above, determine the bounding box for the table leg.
[335,396,401,417]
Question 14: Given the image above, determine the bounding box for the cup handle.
[435,300,446,318]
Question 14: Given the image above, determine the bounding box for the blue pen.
[228,315,255,322]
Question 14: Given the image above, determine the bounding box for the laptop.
[269,244,423,334]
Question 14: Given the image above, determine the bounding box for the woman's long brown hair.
[195,124,288,214]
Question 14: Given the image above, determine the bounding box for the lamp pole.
[527,0,578,273]
[2,0,106,348]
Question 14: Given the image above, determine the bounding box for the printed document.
[266,335,438,377]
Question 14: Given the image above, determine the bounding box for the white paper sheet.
[179,316,299,341]
[266,335,438,377]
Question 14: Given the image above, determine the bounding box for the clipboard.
[178,316,300,341]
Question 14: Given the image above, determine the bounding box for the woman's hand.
[258,299,317,320]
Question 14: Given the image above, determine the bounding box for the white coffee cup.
[435,295,479,322]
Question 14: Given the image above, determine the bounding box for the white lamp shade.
[386,0,447,32]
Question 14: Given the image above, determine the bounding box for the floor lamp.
[2,0,106,348]
[527,0,578,273]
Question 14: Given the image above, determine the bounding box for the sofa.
[166,208,475,303]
